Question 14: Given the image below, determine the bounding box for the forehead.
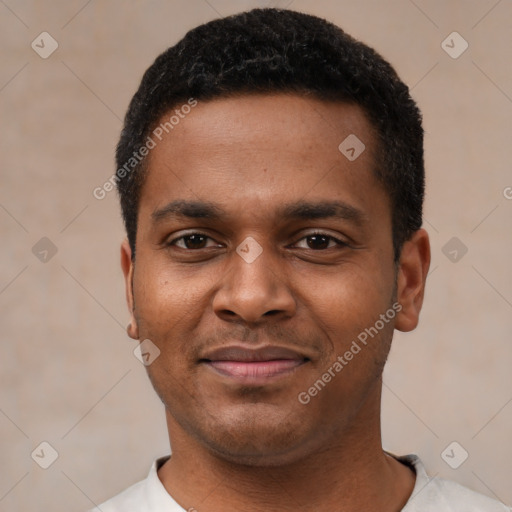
[148,93,375,160]
[139,94,385,220]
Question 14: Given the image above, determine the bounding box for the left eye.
[293,234,346,250]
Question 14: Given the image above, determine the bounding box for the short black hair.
[116,8,424,262]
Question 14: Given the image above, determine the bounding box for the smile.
[200,345,310,384]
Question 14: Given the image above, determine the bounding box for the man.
[91,8,510,512]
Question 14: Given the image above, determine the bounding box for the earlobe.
[394,228,431,333]
[121,239,139,340]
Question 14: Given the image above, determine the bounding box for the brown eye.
[169,233,218,250]
[294,232,347,250]
[182,234,208,249]
[306,235,330,250]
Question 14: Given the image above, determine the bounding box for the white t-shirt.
[88,453,511,511]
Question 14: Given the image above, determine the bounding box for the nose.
[212,242,296,325]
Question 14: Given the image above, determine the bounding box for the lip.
[200,345,310,384]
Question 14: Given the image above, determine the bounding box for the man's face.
[124,94,413,465]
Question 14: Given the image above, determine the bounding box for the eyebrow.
[152,200,225,222]
[151,199,367,226]
[280,200,366,225]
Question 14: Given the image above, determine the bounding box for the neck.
[158,381,415,512]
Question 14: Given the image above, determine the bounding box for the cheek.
[132,258,218,344]
[307,271,395,391]
[303,261,392,334]
[133,261,187,334]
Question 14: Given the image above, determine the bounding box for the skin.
[121,93,431,511]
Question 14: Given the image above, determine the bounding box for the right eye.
[167,232,223,250]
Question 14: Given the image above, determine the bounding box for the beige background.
[1,0,511,510]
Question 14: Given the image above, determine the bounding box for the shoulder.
[429,477,510,511]
[86,455,181,512]
[397,453,511,512]
[86,478,148,512]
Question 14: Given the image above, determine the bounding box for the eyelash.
[166,231,348,250]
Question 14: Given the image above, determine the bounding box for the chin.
[186,404,318,467]
[205,435,312,467]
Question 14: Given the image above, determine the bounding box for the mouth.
[199,345,310,384]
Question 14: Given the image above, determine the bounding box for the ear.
[395,228,431,332]
[121,238,139,340]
